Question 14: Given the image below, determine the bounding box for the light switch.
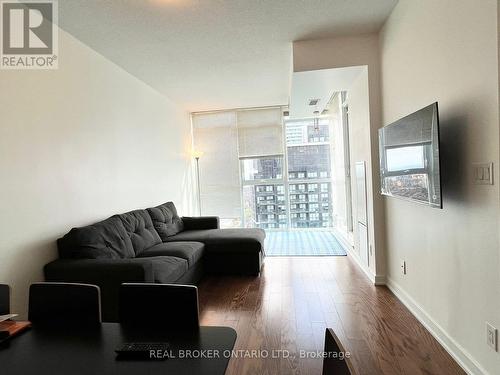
[473,163,493,185]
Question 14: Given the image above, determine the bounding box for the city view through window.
[242,118,333,229]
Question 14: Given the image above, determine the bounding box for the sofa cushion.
[58,216,135,259]
[165,228,265,254]
[147,202,184,241]
[137,242,205,267]
[139,256,188,283]
[116,210,161,255]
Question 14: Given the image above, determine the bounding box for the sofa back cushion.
[117,209,161,255]
[147,202,184,241]
[58,216,135,259]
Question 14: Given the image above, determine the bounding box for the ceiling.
[290,66,365,119]
[59,0,397,112]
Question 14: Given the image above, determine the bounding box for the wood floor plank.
[198,256,466,375]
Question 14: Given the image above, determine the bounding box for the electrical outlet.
[486,322,498,351]
[401,260,407,275]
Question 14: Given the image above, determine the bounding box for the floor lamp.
[192,151,204,216]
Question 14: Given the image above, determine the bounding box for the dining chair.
[119,283,199,331]
[0,284,10,315]
[28,282,101,325]
[322,328,356,375]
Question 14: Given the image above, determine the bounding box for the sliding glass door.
[286,119,333,229]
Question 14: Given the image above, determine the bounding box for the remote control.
[115,342,170,360]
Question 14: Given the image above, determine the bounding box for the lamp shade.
[191,150,204,159]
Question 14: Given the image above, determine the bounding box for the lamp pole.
[195,156,201,216]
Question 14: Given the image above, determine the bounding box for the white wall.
[329,94,349,235]
[0,28,195,317]
[346,68,374,270]
[293,35,386,281]
[380,0,500,373]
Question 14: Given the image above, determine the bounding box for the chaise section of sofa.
[165,228,265,275]
[147,202,265,275]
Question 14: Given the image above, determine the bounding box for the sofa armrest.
[44,259,156,322]
[182,216,220,230]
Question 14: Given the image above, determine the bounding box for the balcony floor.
[264,230,347,256]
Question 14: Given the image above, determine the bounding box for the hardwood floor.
[198,256,465,375]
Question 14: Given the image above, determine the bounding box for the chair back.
[119,283,199,331]
[28,283,101,326]
[322,328,356,375]
[0,284,9,315]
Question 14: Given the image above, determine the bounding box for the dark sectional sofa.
[44,202,265,321]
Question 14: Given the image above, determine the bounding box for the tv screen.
[378,102,442,208]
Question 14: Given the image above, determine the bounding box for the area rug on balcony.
[264,230,347,256]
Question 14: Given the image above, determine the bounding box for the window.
[197,107,334,230]
[286,119,333,228]
[288,145,331,181]
[286,120,330,145]
[241,157,283,182]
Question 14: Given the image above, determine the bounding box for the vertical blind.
[192,107,284,226]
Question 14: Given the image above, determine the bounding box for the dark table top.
[0,323,237,375]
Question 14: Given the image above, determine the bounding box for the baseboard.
[345,245,386,285]
[373,274,386,285]
[386,277,488,375]
[333,228,386,286]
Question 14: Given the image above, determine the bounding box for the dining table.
[0,323,237,375]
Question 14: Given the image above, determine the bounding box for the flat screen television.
[378,102,442,208]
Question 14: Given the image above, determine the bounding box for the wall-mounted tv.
[378,102,442,208]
